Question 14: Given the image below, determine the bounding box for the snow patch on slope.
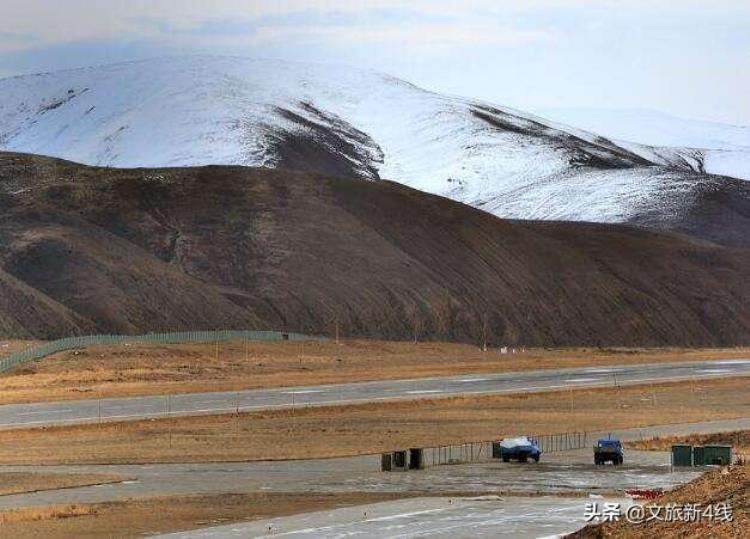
[538,107,750,181]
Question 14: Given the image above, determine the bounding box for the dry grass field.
[1,339,746,404]
[0,340,41,357]
[0,472,125,496]
[0,491,411,538]
[0,377,747,465]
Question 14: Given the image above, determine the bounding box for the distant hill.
[0,152,747,346]
[1,56,745,227]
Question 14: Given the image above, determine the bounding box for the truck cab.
[594,438,623,465]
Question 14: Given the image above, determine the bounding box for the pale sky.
[1,0,749,124]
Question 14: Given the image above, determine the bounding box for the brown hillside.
[0,267,93,338]
[0,152,748,345]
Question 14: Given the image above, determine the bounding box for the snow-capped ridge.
[0,55,744,224]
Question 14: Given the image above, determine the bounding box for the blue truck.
[497,436,542,463]
[594,438,624,465]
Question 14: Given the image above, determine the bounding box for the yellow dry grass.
[1,339,746,404]
[1,377,747,465]
[0,340,41,357]
[0,504,97,525]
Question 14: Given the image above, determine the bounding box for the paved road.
[2,359,748,429]
[152,496,635,539]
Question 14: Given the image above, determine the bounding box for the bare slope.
[0,267,92,338]
[0,152,748,345]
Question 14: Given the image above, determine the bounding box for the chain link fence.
[0,330,325,374]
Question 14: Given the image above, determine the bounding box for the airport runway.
[1,359,748,429]
[152,496,635,539]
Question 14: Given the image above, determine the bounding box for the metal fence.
[419,431,590,468]
[0,329,325,373]
[532,431,589,454]
[422,441,494,467]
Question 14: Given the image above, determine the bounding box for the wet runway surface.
[152,496,635,539]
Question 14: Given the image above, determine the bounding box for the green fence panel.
[672,444,693,467]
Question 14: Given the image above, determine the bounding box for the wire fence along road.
[0,330,325,374]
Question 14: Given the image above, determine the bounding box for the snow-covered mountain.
[538,107,750,182]
[0,56,745,224]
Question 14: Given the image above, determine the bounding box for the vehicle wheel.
[533,455,540,463]
[502,456,510,463]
